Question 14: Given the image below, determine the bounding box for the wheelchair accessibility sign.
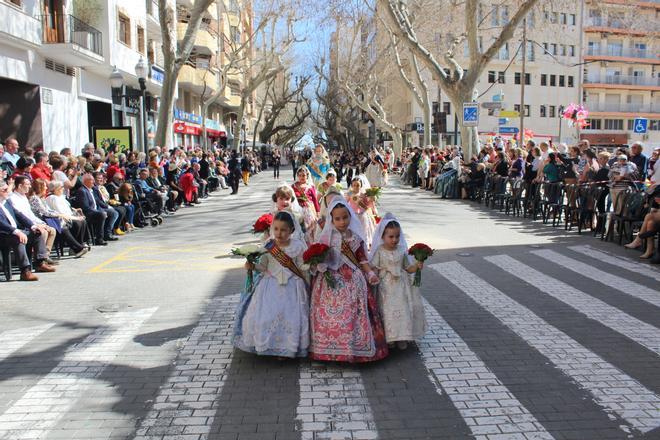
[633,118,648,134]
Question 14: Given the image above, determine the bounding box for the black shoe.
[74,248,89,258]
[104,236,119,241]
[95,239,108,246]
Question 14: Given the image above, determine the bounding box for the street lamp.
[135,57,149,153]
[108,59,150,153]
[558,105,565,143]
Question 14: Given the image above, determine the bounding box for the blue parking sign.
[463,103,479,127]
[633,118,648,134]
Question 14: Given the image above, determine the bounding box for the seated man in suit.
[0,180,55,281]
[75,173,115,246]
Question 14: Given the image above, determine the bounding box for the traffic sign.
[498,118,508,126]
[499,110,520,118]
[463,103,479,127]
[493,93,504,102]
[481,102,502,110]
[499,127,520,134]
[633,118,648,134]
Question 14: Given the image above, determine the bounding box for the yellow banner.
[94,127,133,153]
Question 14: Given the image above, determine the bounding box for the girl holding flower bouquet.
[346,176,378,249]
[292,167,320,243]
[369,214,427,350]
[233,211,310,358]
[309,199,388,363]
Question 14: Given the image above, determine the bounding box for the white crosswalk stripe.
[485,254,660,356]
[431,261,660,434]
[0,308,156,440]
[0,324,55,363]
[419,300,554,440]
[568,245,660,283]
[296,363,378,440]
[133,294,238,439]
[531,249,660,309]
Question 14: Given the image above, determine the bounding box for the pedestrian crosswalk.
[0,246,658,439]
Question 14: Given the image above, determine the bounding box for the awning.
[206,128,226,137]
[580,133,628,145]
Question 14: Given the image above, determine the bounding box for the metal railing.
[41,14,103,56]
[585,17,627,28]
[586,46,658,60]
[586,102,659,113]
[584,74,660,87]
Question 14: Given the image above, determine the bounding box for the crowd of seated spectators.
[0,139,266,281]
[397,139,660,264]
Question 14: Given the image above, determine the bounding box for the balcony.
[178,64,218,95]
[146,0,161,33]
[585,47,658,62]
[584,74,660,89]
[585,17,652,35]
[0,2,42,49]
[39,14,103,66]
[586,102,659,114]
[177,21,216,55]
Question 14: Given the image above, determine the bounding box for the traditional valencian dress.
[233,238,310,358]
[292,173,320,243]
[369,214,427,343]
[345,177,377,250]
[309,199,388,363]
[365,150,386,188]
[306,147,332,186]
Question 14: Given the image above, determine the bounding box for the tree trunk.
[423,98,431,146]
[448,88,479,159]
[155,64,180,149]
[232,100,246,152]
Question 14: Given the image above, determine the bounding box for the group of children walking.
[232,172,428,363]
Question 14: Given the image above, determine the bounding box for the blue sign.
[499,127,520,134]
[150,66,165,85]
[463,103,479,127]
[498,118,508,126]
[493,94,504,102]
[633,118,648,134]
[174,108,203,125]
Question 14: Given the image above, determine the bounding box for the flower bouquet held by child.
[308,199,388,363]
[253,213,273,243]
[369,214,427,349]
[408,243,434,287]
[232,211,310,358]
[304,243,336,288]
[231,244,265,292]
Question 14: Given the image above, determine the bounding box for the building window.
[513,105,530,117]
[118,13,131,46]
[627,119,635,131]
[568,76,574,87]
[604,119,623,130]
[498,71,505,83]
[650,120,660,131]
[229,81,241,96]
[525,105,530,117]
[230,26,240,45]
[569,14,576,25]
[559,75,565,87]
[549,105,556,118]
[137,26,145,54]
[5,0,22,6]
[443,102,451,115]
[550,75,556,86]
[560,13,567,25]
[560,44,567,56]
[501,6,509,24]
[569,45,575,57]
[540,105,547,117]
[551,43,558,55]
[541,74,547,86]
[499,43,509,60]
[488,71,496,83]
[491,5,499,26]
[515,72,521,84]
[587,119,601,130]
[514,72,531,85]
[527,41,535,61]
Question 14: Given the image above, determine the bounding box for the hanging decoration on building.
[514,128,535,143]
[562,103,589,129]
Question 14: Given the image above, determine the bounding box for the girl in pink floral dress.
[309,199,388,363]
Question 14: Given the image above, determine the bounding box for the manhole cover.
[96,303,130,313]
[457,252,473,257]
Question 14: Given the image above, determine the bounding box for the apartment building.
[173,0,256,149]
[580,0,659,151]
[0,0,174,153]
[377,2,583,148]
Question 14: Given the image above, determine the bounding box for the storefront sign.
[173,108,203,125]
[150,66,165,85]
[93,126,133,153]
[173,122,201,135]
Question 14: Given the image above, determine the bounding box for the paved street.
[1,169,659,440]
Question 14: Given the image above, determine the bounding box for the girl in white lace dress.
[369,213,427,349]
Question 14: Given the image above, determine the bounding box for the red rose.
[303,243,331,265]
[408,243,434,287]
[253,213,273,234]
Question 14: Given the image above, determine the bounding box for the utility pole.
[519,18,527,148]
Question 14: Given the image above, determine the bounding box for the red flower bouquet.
[374,216,382,224]
[303,243,336,288]
[408,243,434,287]
[253,213,273,234]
